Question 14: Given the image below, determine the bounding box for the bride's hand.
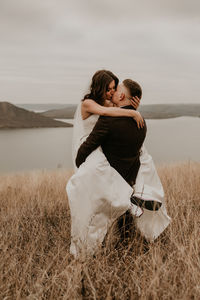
[131,111,144,129]
[130,96,140,110]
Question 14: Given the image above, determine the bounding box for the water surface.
[0,117,199,174]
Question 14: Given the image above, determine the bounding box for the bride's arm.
[82,99,144,128]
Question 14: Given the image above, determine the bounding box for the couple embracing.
[66,70,171,258]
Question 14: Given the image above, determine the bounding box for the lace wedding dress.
[66,104,171,257]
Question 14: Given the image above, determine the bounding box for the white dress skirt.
[66,106,171,257]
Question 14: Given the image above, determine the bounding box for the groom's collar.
[120,105,136,110]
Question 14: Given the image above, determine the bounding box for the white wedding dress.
[66,104,171,257]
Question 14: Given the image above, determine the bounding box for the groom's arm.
[76,116,110,168]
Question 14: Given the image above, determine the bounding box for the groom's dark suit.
[76,106,147,186]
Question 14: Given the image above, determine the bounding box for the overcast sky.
[0,0,199,105]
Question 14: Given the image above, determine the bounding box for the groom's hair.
[123,79,142,99]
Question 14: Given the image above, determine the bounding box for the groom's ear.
[120,93,125,101]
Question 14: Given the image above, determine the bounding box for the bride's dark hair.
[83,70,119,106]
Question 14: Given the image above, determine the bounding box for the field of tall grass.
[0,162,200,299]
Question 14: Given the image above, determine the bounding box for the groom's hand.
[76,116,110,168]
[130,96,140,110]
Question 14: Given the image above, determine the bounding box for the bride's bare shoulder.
[81,99,95,119]
[82,99,96,109]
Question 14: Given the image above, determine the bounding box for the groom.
[76,79,161,211]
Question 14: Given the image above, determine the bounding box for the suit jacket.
[76,106,147,185]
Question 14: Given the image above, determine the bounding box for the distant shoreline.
[0,115,199,130]
[38,103,200,120]
[1,102,199,129]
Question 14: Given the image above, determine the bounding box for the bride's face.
[105,80,116,100]
[112,84,123,105]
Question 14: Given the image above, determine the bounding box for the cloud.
[0,0,199,104]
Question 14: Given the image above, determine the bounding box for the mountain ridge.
[40,103,200,119]
[0,102,73,128]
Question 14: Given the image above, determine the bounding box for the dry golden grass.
[0,162,200,299]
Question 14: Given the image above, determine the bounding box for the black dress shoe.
[130,195,162,211]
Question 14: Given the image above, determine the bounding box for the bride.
[66,70,170,257]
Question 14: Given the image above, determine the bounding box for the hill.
[17,103,69,111]
[139,103,200,119]
[0,102,73,128]
[40,103,200,119]
[40,104,77,119]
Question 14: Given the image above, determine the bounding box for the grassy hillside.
[0,163,200,299]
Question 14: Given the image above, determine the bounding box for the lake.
[0,117,199,174]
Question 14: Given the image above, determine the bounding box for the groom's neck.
[118,98,131,107]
